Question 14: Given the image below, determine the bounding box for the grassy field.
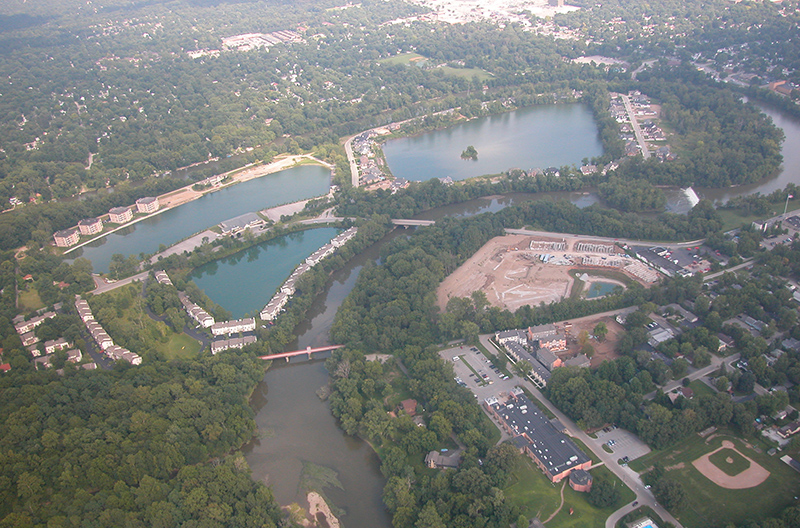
[717,198,800,232]
[708,448,750,476]
[505,458,634,528]
[378,52,427,65]
[18,288,44,312]
[628,431,800,526]
[378,53,493,80]
[161,332,202,360]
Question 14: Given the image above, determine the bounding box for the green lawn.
[687,379,716,399]
[505,457,633,528]
[18,288,44,312]
[708,448,750,476]
[627,431,800,526]
[377,53,493,80]
[160,332,202,360]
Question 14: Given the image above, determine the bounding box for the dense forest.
[0,353,287,527]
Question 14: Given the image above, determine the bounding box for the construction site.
[437,234,659,312]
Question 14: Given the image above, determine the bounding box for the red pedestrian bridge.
[259,344,343,362]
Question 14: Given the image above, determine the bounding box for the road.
[702,259,754,282]
[478,333,683,528]
[621,94,650,159]
[644,353,741,400]
[344,135,359,187]
[503,228,705,250]
[91,271,149,294]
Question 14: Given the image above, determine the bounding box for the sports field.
[629,432,800,526]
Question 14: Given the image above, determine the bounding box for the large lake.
[382,104,603,181]
[73,164,331,273]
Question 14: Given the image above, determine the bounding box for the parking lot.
[439,345,519,404]
[594,427,651,464]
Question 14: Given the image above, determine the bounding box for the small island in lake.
[460,145,478,160]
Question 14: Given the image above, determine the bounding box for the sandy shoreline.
[307,492,340,528]
[160,154,331,210]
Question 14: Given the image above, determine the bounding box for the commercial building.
[135,196,159,213]
[568,469,593,492]
[78,217,104,235]
[53,228,80,247]
[486,393,591,483]
[211,318,256,336]
[108,206,133,224]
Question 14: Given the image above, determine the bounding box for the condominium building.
[135,196,159,213]
[53,228,80,247]
[77,217,103,235]
[108,206,133,224]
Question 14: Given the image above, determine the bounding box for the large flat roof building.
[486,393,590,482]
[219,212,265,237]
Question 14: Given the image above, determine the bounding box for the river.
[72,164,331,273]
[242,230,399,528]
[697,103,800,203]
[382,104,604,182]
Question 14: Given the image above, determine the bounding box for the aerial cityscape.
[1,0,800,527]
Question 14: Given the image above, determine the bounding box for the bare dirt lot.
[561,312,626,367]
[437,234,575,312]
